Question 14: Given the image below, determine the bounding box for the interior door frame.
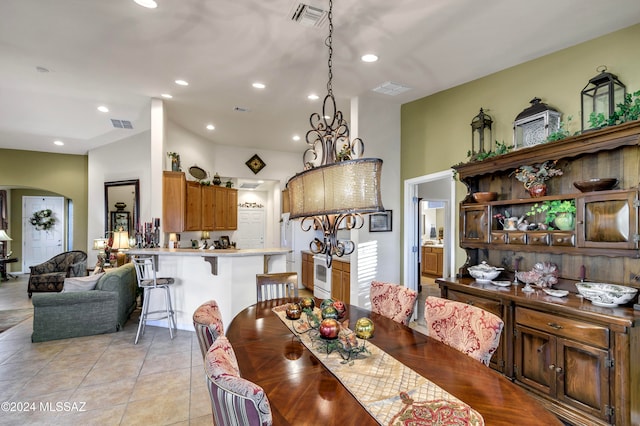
[403,170,457,292]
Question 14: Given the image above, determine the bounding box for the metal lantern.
[513,98,561,149]
[470,108,493,155]
[581,66,626,131]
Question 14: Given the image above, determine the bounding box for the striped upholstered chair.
[424,296,504,366]
[370,280,418,325]
[204,336,273,426]
[193,299,225,358]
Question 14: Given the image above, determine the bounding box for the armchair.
[28,250,87,297]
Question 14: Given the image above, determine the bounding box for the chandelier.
[286,0,384,267]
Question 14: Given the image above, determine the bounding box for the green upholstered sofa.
[31,263,137,342]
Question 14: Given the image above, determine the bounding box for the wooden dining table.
[226,299,562,425]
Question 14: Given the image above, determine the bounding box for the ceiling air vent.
[290,3,327,27]
[110,119,133,129]
[240,182,261,189]
[372,81,412,96]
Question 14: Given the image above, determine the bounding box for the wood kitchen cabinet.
[185,181,202,231]
[301,251,314,291]
[163,171,186,232]
[421,246,443,276]
[213,186,238,231]
[163,172,237,232]
[331,259,350,304]
[201,185,215,231]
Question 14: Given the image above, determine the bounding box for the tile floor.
[0,274,212,426]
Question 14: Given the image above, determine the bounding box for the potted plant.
[167,151,180,171]
[512,160,563,197]
[526,199,576,230]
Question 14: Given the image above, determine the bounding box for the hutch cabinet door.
[556,339,610,422]
[515,324,556,396]
[577,189,639,249]
[460,205,490,245]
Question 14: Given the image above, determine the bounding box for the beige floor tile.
[138,349,192,376]
[17,368,89,398]
[44,350,103,373]
[81,361,142,387]
[188,414,214,426]
[56,403,127,425]
[70,377,136,410]
[189,383,212,419]
[129,367,190,402]
[121,392,190,425]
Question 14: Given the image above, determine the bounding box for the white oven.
[313,255,332,299]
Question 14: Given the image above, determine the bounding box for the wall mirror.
[104,180,139,236]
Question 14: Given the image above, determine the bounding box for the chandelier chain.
[326,0,333,96]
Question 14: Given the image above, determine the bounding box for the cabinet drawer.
[516,307,608,348]
[527,231,549,246]
[448,290,503,318]
[507,232,527,245]
[490,231,508,244]
[550,232,575,247]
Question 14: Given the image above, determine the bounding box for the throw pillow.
[62,273,105,293]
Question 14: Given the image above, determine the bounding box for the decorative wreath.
[30,209,56,231]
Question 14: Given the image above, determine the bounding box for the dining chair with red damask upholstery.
[423,296,504,366]
[370,280,418,326]
[193,299,225,358]
[204,336,273,426]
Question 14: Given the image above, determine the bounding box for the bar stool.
[132,255,177,344]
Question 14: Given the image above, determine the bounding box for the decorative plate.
[543,288,568,298]
[189,165,207,180]
[246,154,266,174]
[491,280,511,287]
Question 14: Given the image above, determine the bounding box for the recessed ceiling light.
[206,124,215,130]
[361,54,378,63]
[175,79,189,86]
[53,140,64,146]
[161,93,173,99]
[292,135,301,141]
[134,0,157,9]
[308,94,319,100]
[252,82,266,89]
[97,105,109,113]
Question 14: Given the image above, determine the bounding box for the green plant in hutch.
[526,199,576,230]
[588,90,640,129]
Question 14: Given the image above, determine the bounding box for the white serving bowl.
[575,282,638,307]
[468,261,503,282]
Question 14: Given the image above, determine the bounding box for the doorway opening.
[403,170,456,294]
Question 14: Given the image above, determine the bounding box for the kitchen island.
[126,248,290,331]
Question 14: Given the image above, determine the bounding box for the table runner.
[273,305,484,425]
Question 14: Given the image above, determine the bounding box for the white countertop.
[127,247,291,257]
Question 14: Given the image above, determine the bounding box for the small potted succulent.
[512,160,563,197]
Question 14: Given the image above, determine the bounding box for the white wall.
[350,95,401,307]
[87,130,151,261]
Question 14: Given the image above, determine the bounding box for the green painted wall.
[0,149,88,271]
[401,23,640,271]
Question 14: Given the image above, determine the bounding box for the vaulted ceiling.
[1,0,639,155]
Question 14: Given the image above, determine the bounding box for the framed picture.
[220,235,230,248]
[110,211,130,233]
[369,210,392,232]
